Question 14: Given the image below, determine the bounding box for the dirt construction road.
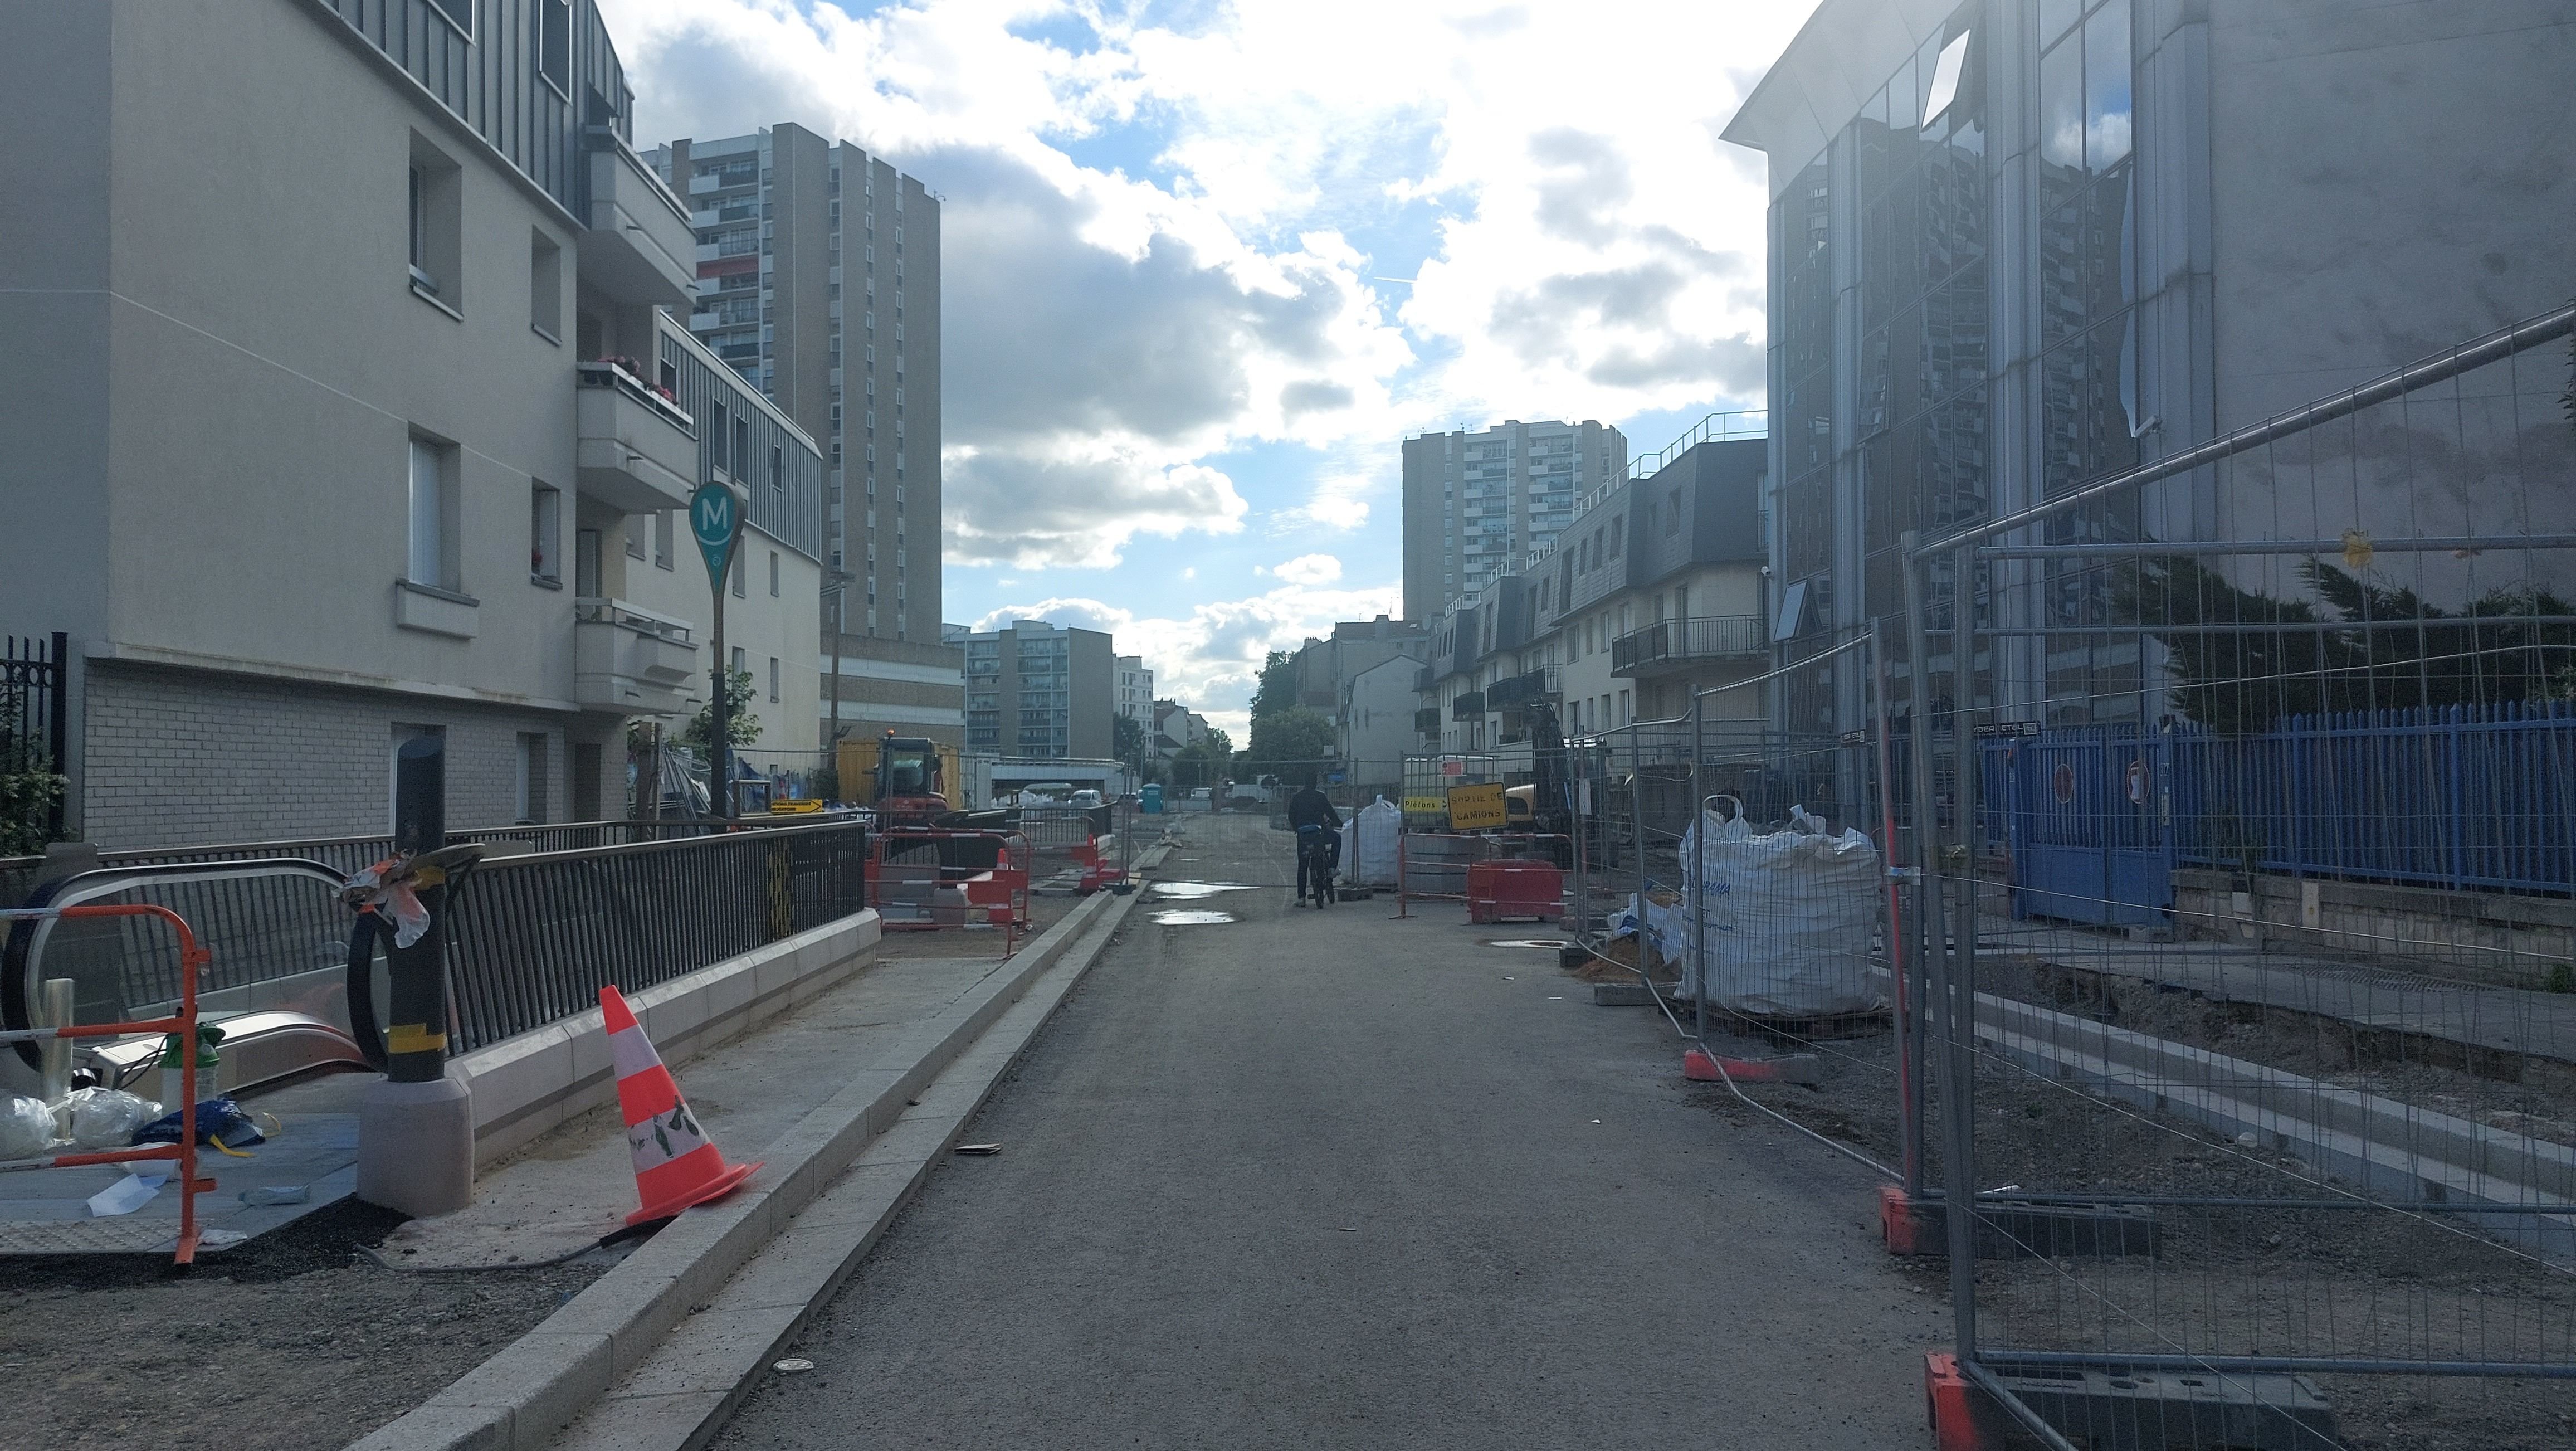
[718,810,1944,1449]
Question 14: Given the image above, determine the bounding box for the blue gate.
[1988,727,2173,927]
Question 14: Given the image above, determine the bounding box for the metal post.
[37,978,72,1102]
[710,588,733,821]
[1901,533,1974,1355]
[1947,542,1985,1355]
[1870,622,1921,1197]
[1689,687,1705,1043]
[1631,721,1648,972]
[46,631,69,842]
[357,735,475,1216]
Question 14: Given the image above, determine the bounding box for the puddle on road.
[1150,908,1237,926]
[1484,938,1572,950]
[1150,881,1256,899]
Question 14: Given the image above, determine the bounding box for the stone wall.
[2173,868,2576,990]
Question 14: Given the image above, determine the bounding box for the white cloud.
[1265,553,1343,586]
[600,0,1820,590]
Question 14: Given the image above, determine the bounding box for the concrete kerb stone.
[346,851,1166,1451]
[550,842,1168,1451]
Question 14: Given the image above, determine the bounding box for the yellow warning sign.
[1447,781,1508,831]
[1401,796,1447,816]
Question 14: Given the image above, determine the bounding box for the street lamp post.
[820,569,855,801]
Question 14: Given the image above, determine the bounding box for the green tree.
[1169,741,1222,788]
[1243,706,1338,786]
[1113,712,1145,762]
[679,667,763,751]
[1199,724,1233,761]
[0,728,64,856]
[1248,649,1300,722]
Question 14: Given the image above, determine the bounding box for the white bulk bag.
[1674,800,1884,1016]
[1351,796,1403,885]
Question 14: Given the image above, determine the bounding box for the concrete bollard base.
[358,1074,476,1218]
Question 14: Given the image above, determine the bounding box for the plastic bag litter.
[60,1088,163,1150]
[134,1097,267,1150]
[0,1094,57,1159]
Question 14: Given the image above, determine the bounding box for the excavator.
[840,731,958,831]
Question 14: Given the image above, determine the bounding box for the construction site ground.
[0,909,1094,1451]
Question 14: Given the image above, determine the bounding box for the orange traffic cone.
[600,986,760,1225]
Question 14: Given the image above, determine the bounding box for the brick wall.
[81,662,624,850]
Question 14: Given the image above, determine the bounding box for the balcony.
[582,132,695,306]
[1609,615,1768,677]
[1413,665,1435,692]
[575,360,696,512]
[1451,692,1487,720]
[1413,707,1442,735]
[573,597,699,715]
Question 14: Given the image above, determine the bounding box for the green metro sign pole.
[690,481,744,821]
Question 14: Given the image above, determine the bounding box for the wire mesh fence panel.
[1905,307,2576,1448]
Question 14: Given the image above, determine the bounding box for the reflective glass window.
[2084,0,2133,172]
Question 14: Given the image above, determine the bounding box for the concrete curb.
[347,846,1168,1451]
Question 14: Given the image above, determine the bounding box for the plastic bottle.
[158,1025,223,1112]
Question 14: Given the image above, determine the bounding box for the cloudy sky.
[602,0,1820,736]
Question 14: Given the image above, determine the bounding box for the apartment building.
[645,126,942,645]
[1,0,702,845]
[947,622,1116,761]
[1401,420,1628,621]
[1286,617,1428,713]
[1150,700,1211,757]
[1721,0,2576,733]
[1115,656,1155,726]
[619,314,826,773]
[1426,438,1770,753]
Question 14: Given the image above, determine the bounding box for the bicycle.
[1295,824,1338,909]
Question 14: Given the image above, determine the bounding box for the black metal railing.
[1414,707,1443,734]
[7,820,874,1061]
[1608,615,1767,675]
[1451,692,1487,719]
[2,632,69,851]
[441,819,868,1054]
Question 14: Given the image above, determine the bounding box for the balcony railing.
[575,359,695,435]
[1609,615,1767,676]
[574,596,694,646]
[1451,691,1487,719]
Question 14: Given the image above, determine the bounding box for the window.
[575,528,601,597]
[730,646,747,675]
[768,550,780,597]
[655,510,674,569]
[731,548,745,598]
[407,437,458,590]
[711,402,730,472]
[407,137,462,309]
[529,230,562,340]
[515,733,548,824]
[768,656,780,703]
[529,483,561,585]
[733,416,750,478]
[770,444,784,497]
[535,0,571,96]
[625,514,646,559]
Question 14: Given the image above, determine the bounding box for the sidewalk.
[260,951,1060,1269]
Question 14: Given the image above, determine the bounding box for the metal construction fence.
[1888,302,2576,1447]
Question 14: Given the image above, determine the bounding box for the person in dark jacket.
[1287,784,1341,905]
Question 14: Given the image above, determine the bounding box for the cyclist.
[1287,781,1342,907]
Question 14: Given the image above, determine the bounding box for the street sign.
[689,483,741,587]
[1973,720,2040,739]
[1447,781,1507,831]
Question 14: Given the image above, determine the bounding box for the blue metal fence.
[2169,700,2576,896]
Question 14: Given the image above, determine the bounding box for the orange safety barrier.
[868,829,1031,932]
[1394,831,1572,921]
[0,903,213,1264]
